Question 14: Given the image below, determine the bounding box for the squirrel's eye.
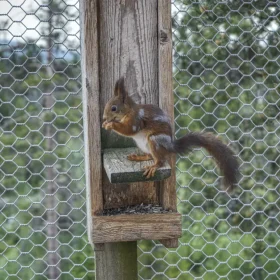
[111,105,117,112]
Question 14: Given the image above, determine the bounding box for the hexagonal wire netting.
[0,0,94,279]
[0,0,279,280]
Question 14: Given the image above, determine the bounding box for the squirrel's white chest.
[132,132,150,154]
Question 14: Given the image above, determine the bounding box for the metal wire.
[0,1,279,280]
[0,1,94,279]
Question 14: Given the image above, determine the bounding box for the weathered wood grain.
[99,0,159,121]
[158,0,178,248]
[99,0,160,209]
[103,148,171,183]
[96,242,138,280]
[99,0,159,150]
[80,0,103,248]
[92,213,182,243]
[158,0,176,212]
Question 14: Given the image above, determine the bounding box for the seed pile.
[102,203,174,216]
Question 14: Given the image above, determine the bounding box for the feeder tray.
[92,212,181,244]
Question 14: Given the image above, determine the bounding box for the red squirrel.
[102,77,239,190]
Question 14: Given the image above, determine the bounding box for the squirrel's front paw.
[103,121,114,130]
[102,120,108,128]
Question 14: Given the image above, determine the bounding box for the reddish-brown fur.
[103,78,240,190]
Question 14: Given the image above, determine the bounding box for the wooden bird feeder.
[80,0,182,278]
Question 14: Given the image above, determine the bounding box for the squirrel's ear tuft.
[114,77,127,103]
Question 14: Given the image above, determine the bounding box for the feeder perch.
[103,147,171,184]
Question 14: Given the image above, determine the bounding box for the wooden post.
[80,0,103,244]
[80,0,178,279]
[158,0,179,248]
[95,242,138,280]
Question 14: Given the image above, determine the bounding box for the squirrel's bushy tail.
[173,132,239,191]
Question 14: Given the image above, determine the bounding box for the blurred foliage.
[0,0,94,279]
[0,0,279,280]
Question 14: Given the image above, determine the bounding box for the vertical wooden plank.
[80,0,103,246]
[96,242,138,280]
[158,0,176,212]
[99,0,160,209]
[158,0,178,248]
[99,0,159,114]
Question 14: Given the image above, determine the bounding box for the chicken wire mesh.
[0,0,279,280]
[0,0,94,279]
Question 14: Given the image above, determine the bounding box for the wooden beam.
[103,148,171,183]
[158,0,178,248]
[158,0,176,211]
[96,242,138,280]
[92,213,182,243]
[80,0,103,250]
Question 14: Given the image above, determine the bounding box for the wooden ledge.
[103,147,171,184]
[92,212,181,243]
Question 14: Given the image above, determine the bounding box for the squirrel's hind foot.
[143,164,159,179]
